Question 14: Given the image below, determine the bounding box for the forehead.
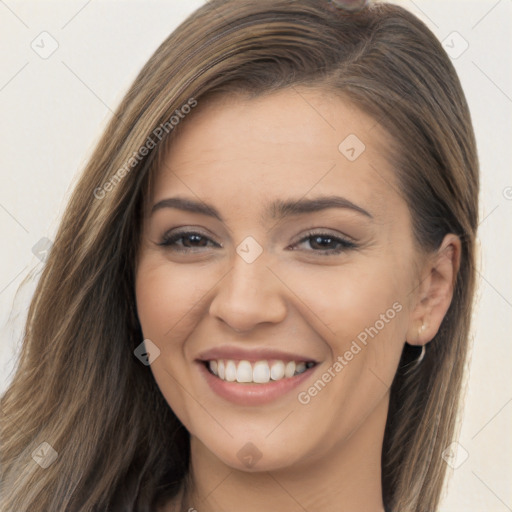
[152,87,403,220]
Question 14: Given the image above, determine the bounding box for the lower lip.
[197,362,317,406]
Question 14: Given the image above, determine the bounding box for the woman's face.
[135,87,425,472]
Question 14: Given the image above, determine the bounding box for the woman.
[0,1,479,511]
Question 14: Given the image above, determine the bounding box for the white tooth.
[209,360,218,376]
[217,360,225,380]
[225,360,237,382]
[270,360,285,380]
[295,362,306,374]
[284,361,296,378]
[253,361,271,383]
[236,360,253,383]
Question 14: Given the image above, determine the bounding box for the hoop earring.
[413,344,426,367]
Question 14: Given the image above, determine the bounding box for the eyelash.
[157,229,357,255]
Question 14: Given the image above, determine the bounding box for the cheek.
[135,258,207,340]
[134,258,206,430]
[291,260,409,391]
[290,267,408,433]
[294,261,407,339]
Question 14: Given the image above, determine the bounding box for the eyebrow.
[151,195,373,221]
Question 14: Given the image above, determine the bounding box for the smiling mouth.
[204,359,316,384]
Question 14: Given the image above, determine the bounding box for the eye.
[157,229,356,255]
[292,231,357,255]
[157,230,221,252]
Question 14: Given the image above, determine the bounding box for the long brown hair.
[0,1,479,510]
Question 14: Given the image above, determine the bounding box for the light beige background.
[0,1,511,510]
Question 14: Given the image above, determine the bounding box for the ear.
[406,234,461,346]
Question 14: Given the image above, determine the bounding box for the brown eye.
[293,231,357,255]
[158,231,220,252]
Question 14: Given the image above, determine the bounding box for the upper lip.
[196,346,318,363]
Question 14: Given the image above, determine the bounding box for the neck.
[181,395,389,512]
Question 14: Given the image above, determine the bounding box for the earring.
[402,343,426,371]
[415,344,426,365]
[413,324,427,366]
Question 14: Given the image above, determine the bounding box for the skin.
[135,87,460,512]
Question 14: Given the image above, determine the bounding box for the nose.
[208,254,288,334]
